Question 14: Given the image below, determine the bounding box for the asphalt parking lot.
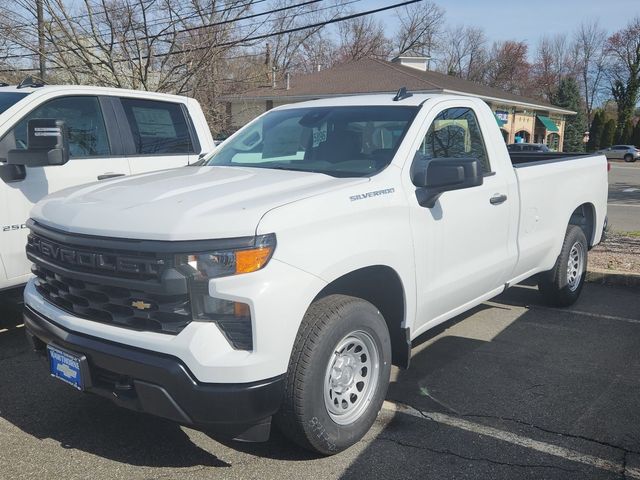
[0,282,638,480]
[608,161,640,232]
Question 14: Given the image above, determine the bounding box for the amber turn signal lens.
[234,247,273,274]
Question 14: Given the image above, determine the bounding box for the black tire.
[624,153,635,163]
[275,294,392,455]
[538,225,588,307]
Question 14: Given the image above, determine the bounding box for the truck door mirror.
[0,163,26,183]
[6,119,70,167]
[411,155,483,208]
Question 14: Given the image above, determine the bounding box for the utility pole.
[37,0,45,81]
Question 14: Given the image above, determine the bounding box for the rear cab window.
[120,98,196,155]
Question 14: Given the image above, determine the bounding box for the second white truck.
[0,82,214,292]
[22,92,607,454]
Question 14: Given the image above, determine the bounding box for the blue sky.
[369,0,639,47]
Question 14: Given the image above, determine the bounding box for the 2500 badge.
[2,223,27,232]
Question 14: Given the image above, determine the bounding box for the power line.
[0,0,326,60]
[8,0,267,31]
[155,0,420,57]
[0,0,418,73]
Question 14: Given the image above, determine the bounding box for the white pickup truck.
[22,93,608,455]
[0,82,214,292]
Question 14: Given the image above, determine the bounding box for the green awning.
[537,115,559,132]
[494,113,507,127]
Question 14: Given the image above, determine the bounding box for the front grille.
[33,265,191,334]
[27,232,166,281]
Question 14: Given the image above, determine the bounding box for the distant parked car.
[507,143,550,152]
[597,145,639,162]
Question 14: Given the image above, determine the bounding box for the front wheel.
[275,294,391,455]
[538,225,588,307]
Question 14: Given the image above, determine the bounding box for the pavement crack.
[462,413,640,456]
[621,450,628,480]
[377,435,581,473]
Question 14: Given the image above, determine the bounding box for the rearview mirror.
[411,155,482,208]
[7,119,69,167]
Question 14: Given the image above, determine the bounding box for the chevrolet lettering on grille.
[27,234,163,276]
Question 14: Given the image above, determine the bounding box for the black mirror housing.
[6,119,69,167]
[411,155,483,208]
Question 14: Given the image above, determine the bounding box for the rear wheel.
[624,153,635,162]
[538,225,588,307]
[275,294,391,455]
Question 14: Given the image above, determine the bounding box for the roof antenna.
[393,87,413,102]
[17,76,46,89]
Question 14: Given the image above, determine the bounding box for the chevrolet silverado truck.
[0,82,214,293]
[22,92,608,455]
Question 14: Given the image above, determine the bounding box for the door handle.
[490,194,508,205]
[97,173,125,180]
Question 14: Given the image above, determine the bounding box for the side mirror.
[411,155,483,208]
[7,119,69,167]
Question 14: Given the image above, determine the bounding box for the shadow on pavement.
[339,283,640,479]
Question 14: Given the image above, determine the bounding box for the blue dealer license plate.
[47,345,84,390]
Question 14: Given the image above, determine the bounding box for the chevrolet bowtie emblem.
[131,300,152,310]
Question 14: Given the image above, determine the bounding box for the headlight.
[175,234,276,351]
[176,233,276,280]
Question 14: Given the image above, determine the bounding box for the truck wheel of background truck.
[275,294,392,455]
[538,225,588,307]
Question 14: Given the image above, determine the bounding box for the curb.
[586,267,640,288]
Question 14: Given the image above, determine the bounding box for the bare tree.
[266,0,345,75]
[393,1,444,65]
[335,15,390,62]
[532,33,579,102]
[485,41,531,95]
[437,25,487,82]
[573,20,607,124]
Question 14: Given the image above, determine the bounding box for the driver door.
[0,95,130,284]
[407,104,515,333]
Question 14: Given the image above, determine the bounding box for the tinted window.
[418,107,490,172]
[0,96,110,158]
[204,106,418,177]
[121,98,194,155]
[0,92,28,115]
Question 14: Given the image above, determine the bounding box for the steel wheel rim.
[566,241,585,292]
[323,330,380,425]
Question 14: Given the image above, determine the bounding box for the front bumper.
[24,305,284,441]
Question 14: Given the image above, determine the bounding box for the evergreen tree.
[587,110,605,151]
[632,121,640,147]
[619,120,634,143]
[553,78,587,152]
[601,119,616,148]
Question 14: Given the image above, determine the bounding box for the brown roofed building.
[225,55,575,151]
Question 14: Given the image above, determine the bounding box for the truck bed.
[509,152,593,166]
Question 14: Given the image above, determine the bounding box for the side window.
[0,96,110,158]
[120,98,194,155]
[418,107,491,173]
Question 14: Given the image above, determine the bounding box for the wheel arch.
[313,265,410,369]
[569,202,596,248]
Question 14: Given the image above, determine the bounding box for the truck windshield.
[0,92,29,115]
[203,106,419,177]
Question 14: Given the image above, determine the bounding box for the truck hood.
[31,166,367,240]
